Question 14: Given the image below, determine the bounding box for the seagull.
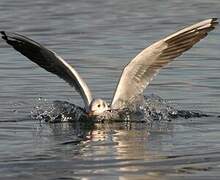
[1,18,218,118]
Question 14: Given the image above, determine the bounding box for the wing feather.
[111,18,218,109]
[1,31,93,109]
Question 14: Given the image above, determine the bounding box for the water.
[0,0,220,179]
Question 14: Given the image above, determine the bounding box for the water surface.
[0,0,220,179]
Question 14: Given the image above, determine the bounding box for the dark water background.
[0,0,220,179]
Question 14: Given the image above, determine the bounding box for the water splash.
[31,94,211,123]
[31,98,88,123]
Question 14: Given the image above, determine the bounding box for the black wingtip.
[0,31,8,40]
[211,18,218,26]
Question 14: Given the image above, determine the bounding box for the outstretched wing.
[111,18,218,109]
[1,31,93,109]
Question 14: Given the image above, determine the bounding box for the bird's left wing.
[1,31,93,110]
[111,18,218,109]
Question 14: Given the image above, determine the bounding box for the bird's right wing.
[111,18,218,109]
[1,31,93,110]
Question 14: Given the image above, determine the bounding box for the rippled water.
[0,0,220,179]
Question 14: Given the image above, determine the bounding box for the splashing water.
[31,94,211,123]
[31,98,88,123]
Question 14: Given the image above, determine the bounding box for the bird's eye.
[97,104,101,108]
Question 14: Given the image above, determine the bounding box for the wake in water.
[31,94,210,123]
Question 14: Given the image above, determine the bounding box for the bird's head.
[88,98,109,116]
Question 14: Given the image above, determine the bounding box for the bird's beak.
[87,111,95,117]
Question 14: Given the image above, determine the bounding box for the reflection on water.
[0,0,220,179]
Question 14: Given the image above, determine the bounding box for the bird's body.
[1,18,218,119]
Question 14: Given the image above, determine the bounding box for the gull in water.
[1,18,218,118]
